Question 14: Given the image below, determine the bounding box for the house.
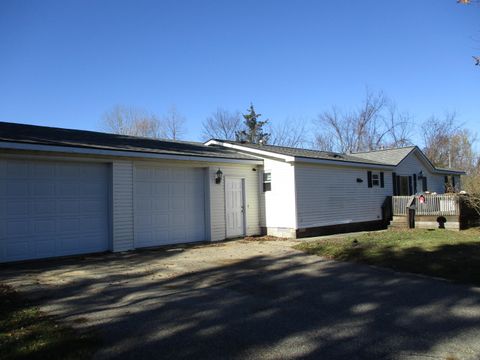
[205,140,465,238]
[0,122,465,263]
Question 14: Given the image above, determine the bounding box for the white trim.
[292,157,394,170]
[206,140,394,169]
[0,141,263,165]
[205,140,294,162]
[204,167,212,242]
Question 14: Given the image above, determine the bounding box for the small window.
[263,172,272,192]
[372,173,380,186]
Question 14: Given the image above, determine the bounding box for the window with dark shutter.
[422,177,428,192]
[408,176,413,195]
[367,171,372,188]
[380,172,384,188]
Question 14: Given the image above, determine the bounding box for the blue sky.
[0,0,478,144]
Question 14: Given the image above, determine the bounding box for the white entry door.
[225,178,245,238]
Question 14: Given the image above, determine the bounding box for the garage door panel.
[34,240,56,257]
[5,240,29,259]
[58,200,80,214]
[152,214,169,227]
[32,163,55,178]
[33,219,56,235]
[79,199,107,213]
[6,160,29,178]
[0,159,109,262]
[6,201,29,216]
[32,181,56,197]
[54,182,77,197]
[56,163,80,179]
[6,220,30,237]
[7,181,29,197]
[81,182,106,197]
[134,166,205,248]
[31,200,56,215]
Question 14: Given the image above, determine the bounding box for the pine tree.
[236,104,269,144]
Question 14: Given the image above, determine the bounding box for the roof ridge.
[220,139,346,156]
[351,146,416,154]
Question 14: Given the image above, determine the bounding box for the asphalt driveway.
[2,238,480,360]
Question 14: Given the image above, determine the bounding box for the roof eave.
[291,156,394,169]
[0,141,264,164]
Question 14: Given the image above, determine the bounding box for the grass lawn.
[0,284,99,360]
[295,229,480,286]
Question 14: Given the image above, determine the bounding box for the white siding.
[295,163,392,228]
[262,159,297,231]
[395,152,445,193]
[112,160,134,251]
[209,164,262,241]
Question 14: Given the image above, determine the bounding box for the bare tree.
[202,108,241,140]
[421,112,478,171]
[161,106,187,140]
[313,89,413,153]
[268,118,309,148]
[101,105,162,138]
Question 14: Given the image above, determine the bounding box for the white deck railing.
[392,196,412,216]
[416,194,459,216]
[392,194,460,216]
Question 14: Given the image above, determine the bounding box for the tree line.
[100,90,479,194]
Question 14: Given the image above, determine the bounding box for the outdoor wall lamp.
[215,169,223,184]
[418,171,424,179]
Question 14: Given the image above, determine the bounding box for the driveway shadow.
[2,245,480,359]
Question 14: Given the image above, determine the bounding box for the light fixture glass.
[215,169,223,184]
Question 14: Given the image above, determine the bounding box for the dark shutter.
[380,172,384,188]
[422,177,428,192]
[408,176,413,195]
[445,176,449,184]
[367,171,372,188]
[413,174,417,194]
[452,176,456,188]
[392,172,397,195]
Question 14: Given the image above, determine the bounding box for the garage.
[134,164,206,248]
[0,158,110,262]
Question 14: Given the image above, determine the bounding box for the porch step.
[388,223,409,230]
[388,215,409,230]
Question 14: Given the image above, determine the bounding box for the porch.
[388,194,469,230]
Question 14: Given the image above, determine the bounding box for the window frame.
[263,171,272,192]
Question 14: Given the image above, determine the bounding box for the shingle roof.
[212,140,391,166]
[0,122,259,161]
[349,146,416,166]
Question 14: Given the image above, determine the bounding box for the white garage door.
[0,159,109,263]
[134,165,206,248]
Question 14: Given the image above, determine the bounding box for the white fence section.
[416,194,459,216]
[392,196,411,216]
[392,194,460,216]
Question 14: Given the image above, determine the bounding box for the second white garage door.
[134,165,206,248]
